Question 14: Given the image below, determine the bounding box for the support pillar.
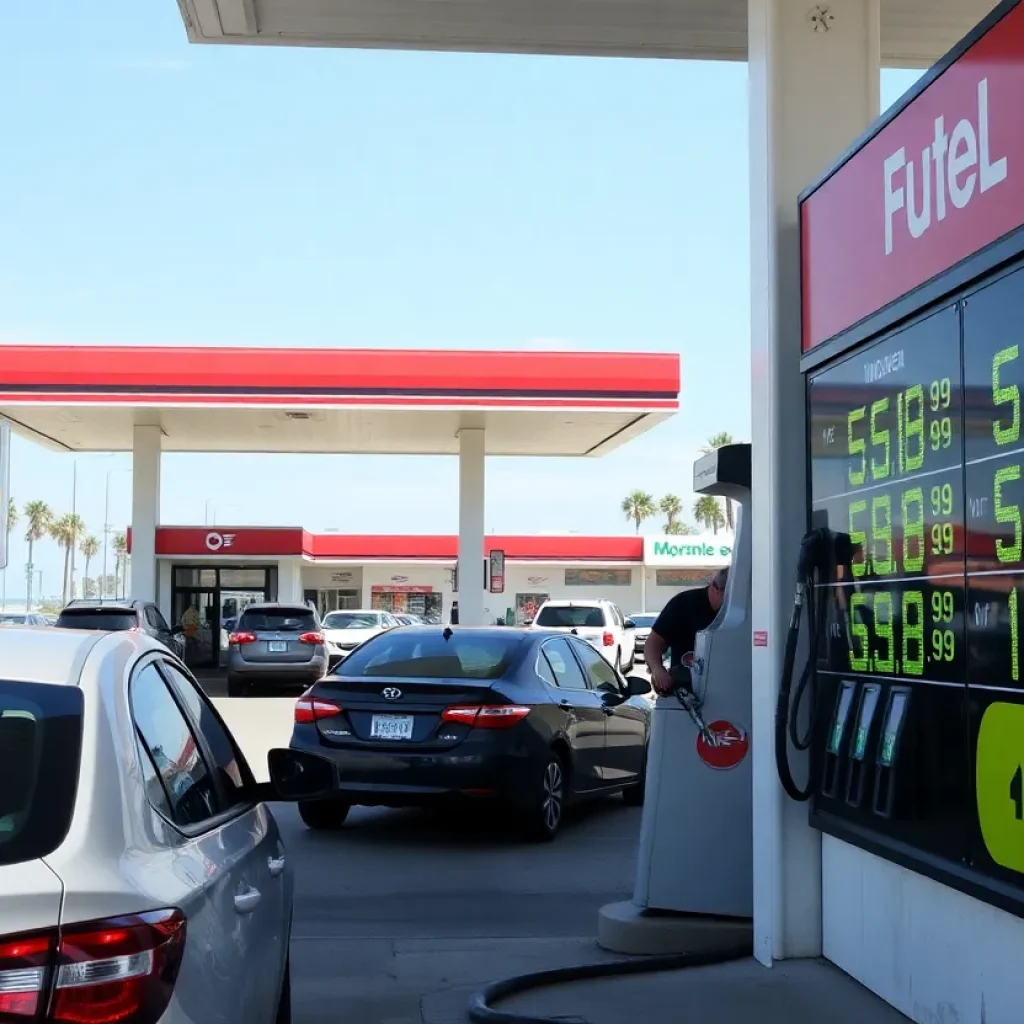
[278,558,304,604]
[747,0,879,966]
[457,428,486,626]
[130,425,162,604]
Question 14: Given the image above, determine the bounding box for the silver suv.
[226,602,328,697]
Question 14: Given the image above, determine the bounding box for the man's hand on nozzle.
[650,663,674,696]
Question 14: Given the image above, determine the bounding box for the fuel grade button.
[976,701,1024,874]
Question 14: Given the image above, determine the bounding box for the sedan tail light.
[0,908,186,1023]
[603,632,614,647]
[298,632,324,645]
[295,697,343,724]
[441,705,531,729]
[228,632,256,646]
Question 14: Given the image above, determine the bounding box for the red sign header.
[801,2,1024,351]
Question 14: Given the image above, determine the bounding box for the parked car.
[628,613,659,661]
[0,611,49,627]
[321,609,400,666]
[393,613,425,626]
[227,602,329,697]
[0,626,337,1024]
[54,599,185,658]
[289,625,652,840]
[529,599,637,672]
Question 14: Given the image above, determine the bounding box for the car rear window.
[536,605,606,628]
[0,681,83,866]
[238,608,317,632]
[55,608,138,631]
[631,615,657,628]
[338,632,523,679]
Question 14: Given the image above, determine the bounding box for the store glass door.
[172,589,219,670]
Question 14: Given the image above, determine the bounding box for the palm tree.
[51,513,86,604]
[23,500,52,609]
[693,495,726,534]
[666,520,697,536]
[659,494,683,534]
[621,491,656,534]
[113,532,128,599]
[700,432,737,531]
[2,498,17,610]
[81,535,100,597]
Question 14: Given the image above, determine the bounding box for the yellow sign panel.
[976,701,1024,874]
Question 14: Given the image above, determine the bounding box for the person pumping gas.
[646,568,729,696]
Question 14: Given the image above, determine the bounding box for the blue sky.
[0,0,921,598]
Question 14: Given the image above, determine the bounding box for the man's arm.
[647,596,682,694]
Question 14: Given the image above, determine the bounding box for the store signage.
[330,572,354,584]
[371,585,433,594]
[527,576,548,586]
[146,527,306,557]
[801,1,1024,351]
[390,575,409,583]
[643,534,732,568]
[205,531,236,552]
[489,549,505,594]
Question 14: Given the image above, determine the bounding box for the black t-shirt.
[651,587,717,668]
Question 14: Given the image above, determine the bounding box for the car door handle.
[268,856,286,877]
[234,888,261,914]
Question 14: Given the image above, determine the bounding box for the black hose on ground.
[466,941,753,1024]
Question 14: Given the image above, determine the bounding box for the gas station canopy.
[0,345,678,456]
[175,0,994,65]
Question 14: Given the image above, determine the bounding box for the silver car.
[628,613,659,660]
[226,602,329,697]
[0,626,336,1023]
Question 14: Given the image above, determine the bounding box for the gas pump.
[599,442,752,953]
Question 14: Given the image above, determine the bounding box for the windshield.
[337,632,522,679]
[0,681,83,866]
[323,612,381,630]
[55,609,137,631]
[536,606,606,629]
[631,615,657,628]
[238,608,317,633]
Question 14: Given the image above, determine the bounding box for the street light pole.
[70,460,77,600]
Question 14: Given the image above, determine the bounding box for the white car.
[530,599,637,672]
[0,626,337,1024]
[322,609,400,662]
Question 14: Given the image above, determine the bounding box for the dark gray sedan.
[227,602,329,697]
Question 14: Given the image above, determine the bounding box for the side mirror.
[623,619,637,630]
[251,748,338,803]
[624,675,652,697]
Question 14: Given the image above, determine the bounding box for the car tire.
[275,955,292,1024]
[226,675,248,698]
[298,798,351,830]
[523,752,566,842]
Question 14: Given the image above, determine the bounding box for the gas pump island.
[603,0,1024,972]
[600,443,754,954]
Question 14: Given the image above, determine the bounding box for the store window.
[564,568,632,587]
[219,568,269,589]
[655,569,712,587]
[174,567,217,588]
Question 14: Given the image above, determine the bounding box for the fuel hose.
[467,941,753,1024]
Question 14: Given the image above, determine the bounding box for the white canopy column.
[747,0,880,966]
[457,427,486,626]
[130,424,163,603]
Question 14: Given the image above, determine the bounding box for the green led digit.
[995,464,1022,564]
[870,398,891,480]
[930,416,953,450]
[873,591,895,673]
[1011,588,1020,683]
[902,589,924,676]
[929,378,951,411]
[930,482,953,516]
[848,406,867,486]
[903,385,925,472]
[993,346,1021,447]
[902,487,924,572]
[930,590,954,623]
[849,499,868,578]
[872,493,893,575]
[930,628,955,662]
[930,522,955,557]
[849,593,870,672]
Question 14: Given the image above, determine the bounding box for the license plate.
[370,715,415,741]
[268,641,288,652]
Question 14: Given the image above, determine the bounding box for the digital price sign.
[808,267,1024,913]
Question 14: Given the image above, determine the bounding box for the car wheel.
[524,752,566,841]
[298,798,350,830]
[226,676,248,698]
[275,955,291,1024]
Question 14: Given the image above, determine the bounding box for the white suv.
[530,599,636,672]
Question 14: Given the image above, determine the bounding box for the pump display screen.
[808,267,1024,914]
